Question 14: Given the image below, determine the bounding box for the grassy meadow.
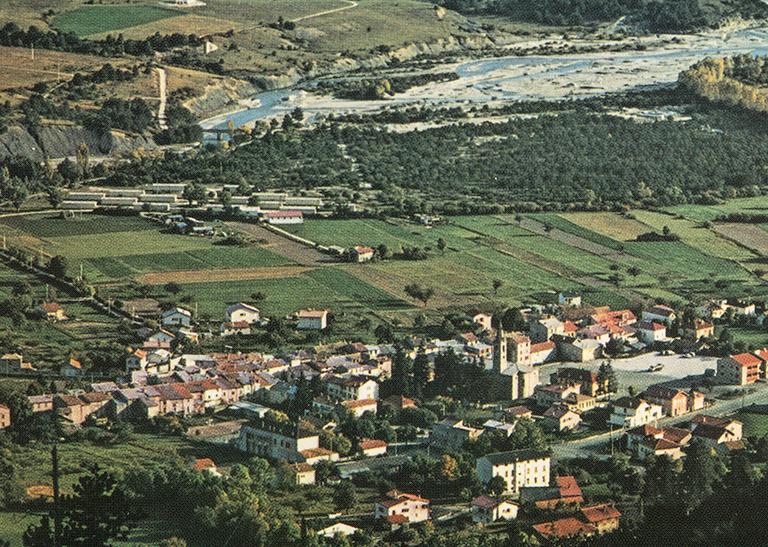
[53,4,182,37]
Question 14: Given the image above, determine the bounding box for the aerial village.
[2,284,765,543]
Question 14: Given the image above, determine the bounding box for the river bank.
[199,20,768,134]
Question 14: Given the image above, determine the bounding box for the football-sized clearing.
[54,4,182,37]
[713,223,768,255]
[137,265,309,285]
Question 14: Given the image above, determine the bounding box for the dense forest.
[433,0,767,32]
[106,101,768,214]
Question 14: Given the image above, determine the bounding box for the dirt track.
[137,266,310,285]
[227,222,332,266]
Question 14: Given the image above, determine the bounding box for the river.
[200,25,768,137]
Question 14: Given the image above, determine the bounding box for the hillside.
[434,0,768,31]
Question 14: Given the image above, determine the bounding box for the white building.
[263,210,303,225]
[317,523,360,538]
[236,419,320,462]
[326,376,379,401]
[374,492,430,525]
[608,397,663,429]
[161,307,192,328]
[225,303,261,324]
[297,309,329,330]
[471,496,520,524]
[641,305,676,326]
[476,449,551,495]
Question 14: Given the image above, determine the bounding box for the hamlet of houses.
[5,292,768,541]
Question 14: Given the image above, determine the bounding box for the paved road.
[552,383,768,460]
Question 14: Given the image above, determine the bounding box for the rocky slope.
[0,124,157,161]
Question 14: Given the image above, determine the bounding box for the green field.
[54,4,182,37]
[2,205,768,351]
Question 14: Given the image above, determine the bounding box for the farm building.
[263,210,304,225]
[297,309,329,330]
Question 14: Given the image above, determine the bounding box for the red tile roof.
[533,518,596,539]
[360,438,387,450]
[191,458,216,471]
[730,353,761,368]
[556,476,583,499]
[581,504,621,523]
[530,341,556,353]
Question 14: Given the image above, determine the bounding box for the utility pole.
[52,444,62,547]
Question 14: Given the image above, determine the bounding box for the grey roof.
[481,449,551,465]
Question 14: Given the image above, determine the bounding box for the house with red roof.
[635,321,667,344]
[580,503,622,534]
[359,438,388,457]
[717,353,761,385]
[533,517,596,541]
[642,385,704,417]
[39,302,66,321]
[683,319,714,341]
[521,475,584,509]
[374,491,430,527]
[626,424,692,461]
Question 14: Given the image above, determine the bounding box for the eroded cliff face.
[0,124,157,161]
[183,78,259,117]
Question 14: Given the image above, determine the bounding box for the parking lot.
[540,352,722,394]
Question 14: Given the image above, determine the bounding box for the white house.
[608,397,663,428]
[297,309,329,330]
[641,305,676,326]
[476,449,551,494]
[225,303,261,324]
[161,307,192,328]
[471,496,519,524]
[374,492,430,525]
[326,376,379,401]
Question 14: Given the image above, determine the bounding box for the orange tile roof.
[581,504,621,523]
[556,476,583,499]
[730,353,761,368]
[533,518,596,539]
[360,438,388,450]
[191,458,216,471]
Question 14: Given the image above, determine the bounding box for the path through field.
[517,217,624,260]
[227,222,331,266]
[291,0,358,22]
[155,67,168,130]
